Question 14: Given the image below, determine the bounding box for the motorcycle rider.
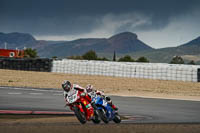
[62,80,92,105]
[86,84,118,110]
[62,80,97,121]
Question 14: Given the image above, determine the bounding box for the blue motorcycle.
[93,95,121,124]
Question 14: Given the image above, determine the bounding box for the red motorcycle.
[65,89,100,124]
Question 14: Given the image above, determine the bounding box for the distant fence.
[52,59,200,82]
[0,58,52,72]
[0,58,199,82]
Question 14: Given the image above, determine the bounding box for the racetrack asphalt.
[0,86,200,123]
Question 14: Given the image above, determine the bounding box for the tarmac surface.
[0,86,200,123]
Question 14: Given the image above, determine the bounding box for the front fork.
[81,99,94,120]
[70,101,94,120]
[69,103,84,113]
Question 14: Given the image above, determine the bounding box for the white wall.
[51,59,200,82]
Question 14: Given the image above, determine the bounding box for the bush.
[82,50,98,60]
[188,60,195,65]
[67,55,83,60]
[170,56,184,64]
[136,56,149,63]
[24,48,38,58]
[52,56,58,59]
[97,57,109,61]
[118,55,135,62]
[67,50,108,61]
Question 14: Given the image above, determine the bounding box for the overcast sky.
[0,0,200,48]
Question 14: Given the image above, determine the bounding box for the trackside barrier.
[52,59,200,82]
[0,58,52,72]
[0,58,199,82]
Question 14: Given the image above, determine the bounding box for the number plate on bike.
[67,90,78,104]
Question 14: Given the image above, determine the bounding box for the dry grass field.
[0,69,200,101]
[0,115,200,133]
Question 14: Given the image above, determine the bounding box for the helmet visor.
[62,84,71,92]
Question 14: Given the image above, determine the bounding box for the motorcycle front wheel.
[99,108,109,124]
[92,110,101,124]
[74,106,87,124]
[113,113,121,123]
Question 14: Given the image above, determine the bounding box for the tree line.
[170,56,195,65]
[67,50,150,63]
[23,48,197,65]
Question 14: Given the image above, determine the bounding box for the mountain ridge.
[179,36,200,47]
[0,31,154,57]
[0,32,199,64]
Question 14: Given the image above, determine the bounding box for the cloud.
[1,0,200,48]
[1,0,199,36]
[137,8,200,48]
[36,8,200,49]
[36,12,152,40]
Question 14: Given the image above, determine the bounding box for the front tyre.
[74,106,86,124]
[92,110,101,124]
[113,113,121,123]
[99,108,109,124]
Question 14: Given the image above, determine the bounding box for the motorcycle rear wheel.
[74,106,87,124]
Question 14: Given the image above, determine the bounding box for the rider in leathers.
[62,80,92,107]
[86,84,118,110]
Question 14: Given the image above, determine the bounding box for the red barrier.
[0,110,74,115]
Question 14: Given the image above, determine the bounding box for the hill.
[127,36,200,64]
[0,32,199,64]
[0,32,37,49]
[0,32,153,57]
[37,32,154,57]
[180,36,200,47]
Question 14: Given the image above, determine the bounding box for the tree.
[113,51,116,61]
[52,56,58,59]
[188,60,195,65]
[170,56,184,64]
[97,57,109,61]
[136,56,149,63]
[67,55,83,60]
[82,50,98,60]
[118,55,135,62]
[67,50,109,61]
[24,48,38,58]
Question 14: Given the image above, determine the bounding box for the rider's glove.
[114,107,118,111]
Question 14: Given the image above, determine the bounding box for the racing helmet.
[86,84,93,93]
[106,96,111,101]
[62,80,72,92]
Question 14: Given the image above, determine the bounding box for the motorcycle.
[93,94,121,124]
[65,89,100,124]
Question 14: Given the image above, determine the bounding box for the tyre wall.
[0,58,52,72]
[52,59,200,82]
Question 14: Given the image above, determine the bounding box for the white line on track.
[29,93,43,95]
[8,92,22,95]
[0,86,62,93]
[53,94,63,96]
